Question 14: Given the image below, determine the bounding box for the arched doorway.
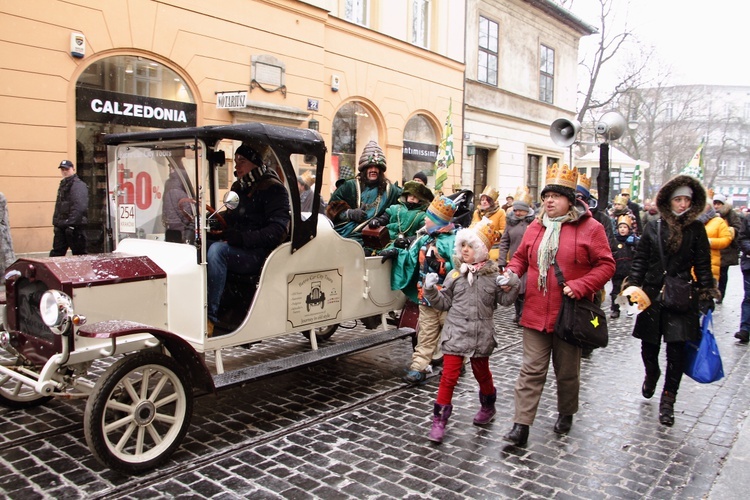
[330,101,379,193]
[75,55,196,251]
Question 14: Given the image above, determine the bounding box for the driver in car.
[206,144,291,336]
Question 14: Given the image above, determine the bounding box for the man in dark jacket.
[50,160,88,256]
[206,145,291,334]
[713,193,742,302]
[620,188,643,236]
[735,212,750,343]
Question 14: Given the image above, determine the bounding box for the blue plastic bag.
[684,310,724,384]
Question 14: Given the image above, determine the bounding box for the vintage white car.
[0,123,412,474]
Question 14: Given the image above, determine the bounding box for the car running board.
[212,327,415,390]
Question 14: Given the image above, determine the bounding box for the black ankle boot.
[553,414,573,434]
[659,391,676,426]
[641,370,661,399]
[503,423,529,446]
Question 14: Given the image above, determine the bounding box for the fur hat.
[655,175,707,252]
[402,180,434,203]
[426,195,458,229]
[358,141,387,172]
[454,218,498,264]
[235,144,263,166]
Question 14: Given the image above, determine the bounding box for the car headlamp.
[40,290,85,335]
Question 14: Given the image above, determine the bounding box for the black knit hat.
[540,184,576,205]
[412,171,428,184]
[235,145,263,166]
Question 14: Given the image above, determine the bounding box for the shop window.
[331,102,378,191]
[75,55,195,251]
[402,114,438,184]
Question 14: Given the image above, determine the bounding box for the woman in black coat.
[627,175,716,426]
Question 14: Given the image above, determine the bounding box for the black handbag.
[655,219,693,312]
[552,262,609,349]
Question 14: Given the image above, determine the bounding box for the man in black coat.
[620,187,643,236]
[206,145,291,334]
[50,160,88,256]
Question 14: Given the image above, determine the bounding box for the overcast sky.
[569,0,748,87]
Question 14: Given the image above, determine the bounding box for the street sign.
[216,91,247,109]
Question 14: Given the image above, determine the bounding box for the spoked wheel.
[84,352,193,474]
[0,361,52,409]
[302,323,339,342]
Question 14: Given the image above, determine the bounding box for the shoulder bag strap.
[553,260,566,288]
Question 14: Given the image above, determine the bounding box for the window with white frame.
[665,103,673,121]
[412,0,430,48]
[739,159,746,179]
[540,45,554,104]
[720,159,727,176]
[478,16,498,86]
[345,0,368,25]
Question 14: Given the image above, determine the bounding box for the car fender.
[77,320,214,393]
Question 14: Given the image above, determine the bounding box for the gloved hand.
[368,218,381,228]
[224,229,243,247]
[346,208,367,222]
[496,274,510,287]
[379,248,399,263]
[393,235,410,249]
[423,272,439,290]
[699,299,715,315]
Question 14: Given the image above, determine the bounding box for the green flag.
[630,163,641,203]
[434,100,454,191]
[680,143,704,182]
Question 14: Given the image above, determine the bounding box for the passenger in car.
[326,140,402,252]
[206,144,291,336]
[367,180,433,250]
[162,163,195,243]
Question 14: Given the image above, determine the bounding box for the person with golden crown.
[421,218,520,443]
[471,185,506,249]
[500,163,615,446]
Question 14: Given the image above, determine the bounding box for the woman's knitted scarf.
[537,212,573,294]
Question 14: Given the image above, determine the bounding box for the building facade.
[462,0,594,202]
[1,0,465,254]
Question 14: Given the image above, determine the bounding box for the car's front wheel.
[84,351,193,474]
[0,360,52,409]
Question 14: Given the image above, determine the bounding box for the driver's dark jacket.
[52,174,88,228]
[225,169,290,250]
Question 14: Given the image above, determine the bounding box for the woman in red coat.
[501,164,615,446]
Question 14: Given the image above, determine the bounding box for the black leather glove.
[346,208,367,222]
[699,299,715,315]
[379,248,399,263]
[224,229,243,247]
[393,235,410,249]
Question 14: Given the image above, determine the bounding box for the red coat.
[507,208,615,334]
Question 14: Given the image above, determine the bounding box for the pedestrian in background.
[472,186,506,260]
[497,190,535,324]
[734,212,750,344]
[627,175,716,426]
[609,215,639,319]
[620,187,643,236]
[422,219,519,443]
[713,193,742,302]
[0,192,15,280]
[50,160,88,256]
[502,163,615,446]
[699,200,732,285]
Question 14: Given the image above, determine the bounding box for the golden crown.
[480,185,499,202]
[616,215,632,227]
[473,218,500,250]
[514,186,533,205]
[545,163,578,190]
[613,194,627,205]
[426,195,458,224]
[577,173,592,191]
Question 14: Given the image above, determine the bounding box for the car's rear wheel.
[84,351,193,474]
[0,360,52,409]
[302,323,338,342]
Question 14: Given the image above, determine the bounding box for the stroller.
[447,189,474,229]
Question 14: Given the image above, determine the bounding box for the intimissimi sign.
[76,88,197,127]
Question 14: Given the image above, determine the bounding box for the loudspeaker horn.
[595,111,627,141]
[550,118,581,147]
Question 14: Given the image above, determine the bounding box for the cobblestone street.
[1,267,749,499]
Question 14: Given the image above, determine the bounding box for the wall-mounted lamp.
[308,118,319,131]
[466,144,476,156]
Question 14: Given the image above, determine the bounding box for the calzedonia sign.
[76,88,197,128]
